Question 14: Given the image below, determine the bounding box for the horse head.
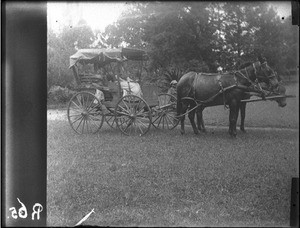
[239,57,286,107]
[255,56,280,90]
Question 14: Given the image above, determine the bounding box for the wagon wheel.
[152,93,179,130]
[115,95,152,136]
[67,91,104,134]
[105,108,117,129]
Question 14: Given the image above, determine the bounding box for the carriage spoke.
[83,95,88,108]
[70,106,83,114]
[165,116,170,129]
[82,93,87,109]
[105,114,117,129]
[76,95,83,107]
[123,119,133,133]
[86,117,99,133]
[136,117,149,129]
[70,114,83,125]
[152,113,162,124]
[115,111,131,117]
[83,93,90,109]
[121,118,132,128]
[82,117,86,133]
[165,113,174,123]
[71,100,83,111]
[85,118,90,134]
[133,121,137,135]
[119,102,132,115]
[136,98,142,110]
[86,96,97,111]
[136,105,147,116]
[85,118,90,133]
[122,99,130,112]
[89,114,103,121]
[156,113,163,127]
[117,116,130,128]
[75,117,84,132]
[163,115,166,129]
[165,115,174,129]
[87,104,99,113]
[69,113,82,118]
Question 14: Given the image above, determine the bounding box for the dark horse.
[176,56,286,137]
[195,62,287,133]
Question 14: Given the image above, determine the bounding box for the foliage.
[47,20,96,91]
[48,85,76,104]
[47,2,298,98]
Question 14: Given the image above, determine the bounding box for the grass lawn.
[47,120,298,226]
[47,82,298,226]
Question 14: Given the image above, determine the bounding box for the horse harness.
[180,62,277,116]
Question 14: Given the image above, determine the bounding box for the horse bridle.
[235,62,261,87]
[235,61,279,96]
[254,62,277,81]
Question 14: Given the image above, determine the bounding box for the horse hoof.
[240,128,246,133]
[180,130,185,135]
[194,130,199,135]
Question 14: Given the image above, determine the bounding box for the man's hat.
[170,80,177,85]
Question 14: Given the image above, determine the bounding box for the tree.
[47,20,96,90]
[216,2,261,70]
[278,15,298,74]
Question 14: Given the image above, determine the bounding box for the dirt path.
[47,109,298,132]
[47,109,68,121]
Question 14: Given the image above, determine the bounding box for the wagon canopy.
[69,47,148,68]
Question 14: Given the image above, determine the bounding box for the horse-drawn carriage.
[67,48,179,136]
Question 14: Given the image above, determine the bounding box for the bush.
[48,85,76,104]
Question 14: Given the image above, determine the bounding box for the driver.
[167,80,177,97]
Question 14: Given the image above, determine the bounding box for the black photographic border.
[1,1,299,227]
[2,2,47,227]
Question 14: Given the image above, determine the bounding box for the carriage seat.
[107,81,119,93]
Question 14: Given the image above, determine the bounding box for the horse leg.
[188,104,199,135]
[240,102,246,132]
[228,101,239,137]
[180,115,185,135]
[180,103,189,135]
[196,106,206,133]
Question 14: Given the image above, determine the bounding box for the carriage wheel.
[105,108,117,129]
[67,91,104,134]
[115,95,152,136]
[152,93,179,130]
